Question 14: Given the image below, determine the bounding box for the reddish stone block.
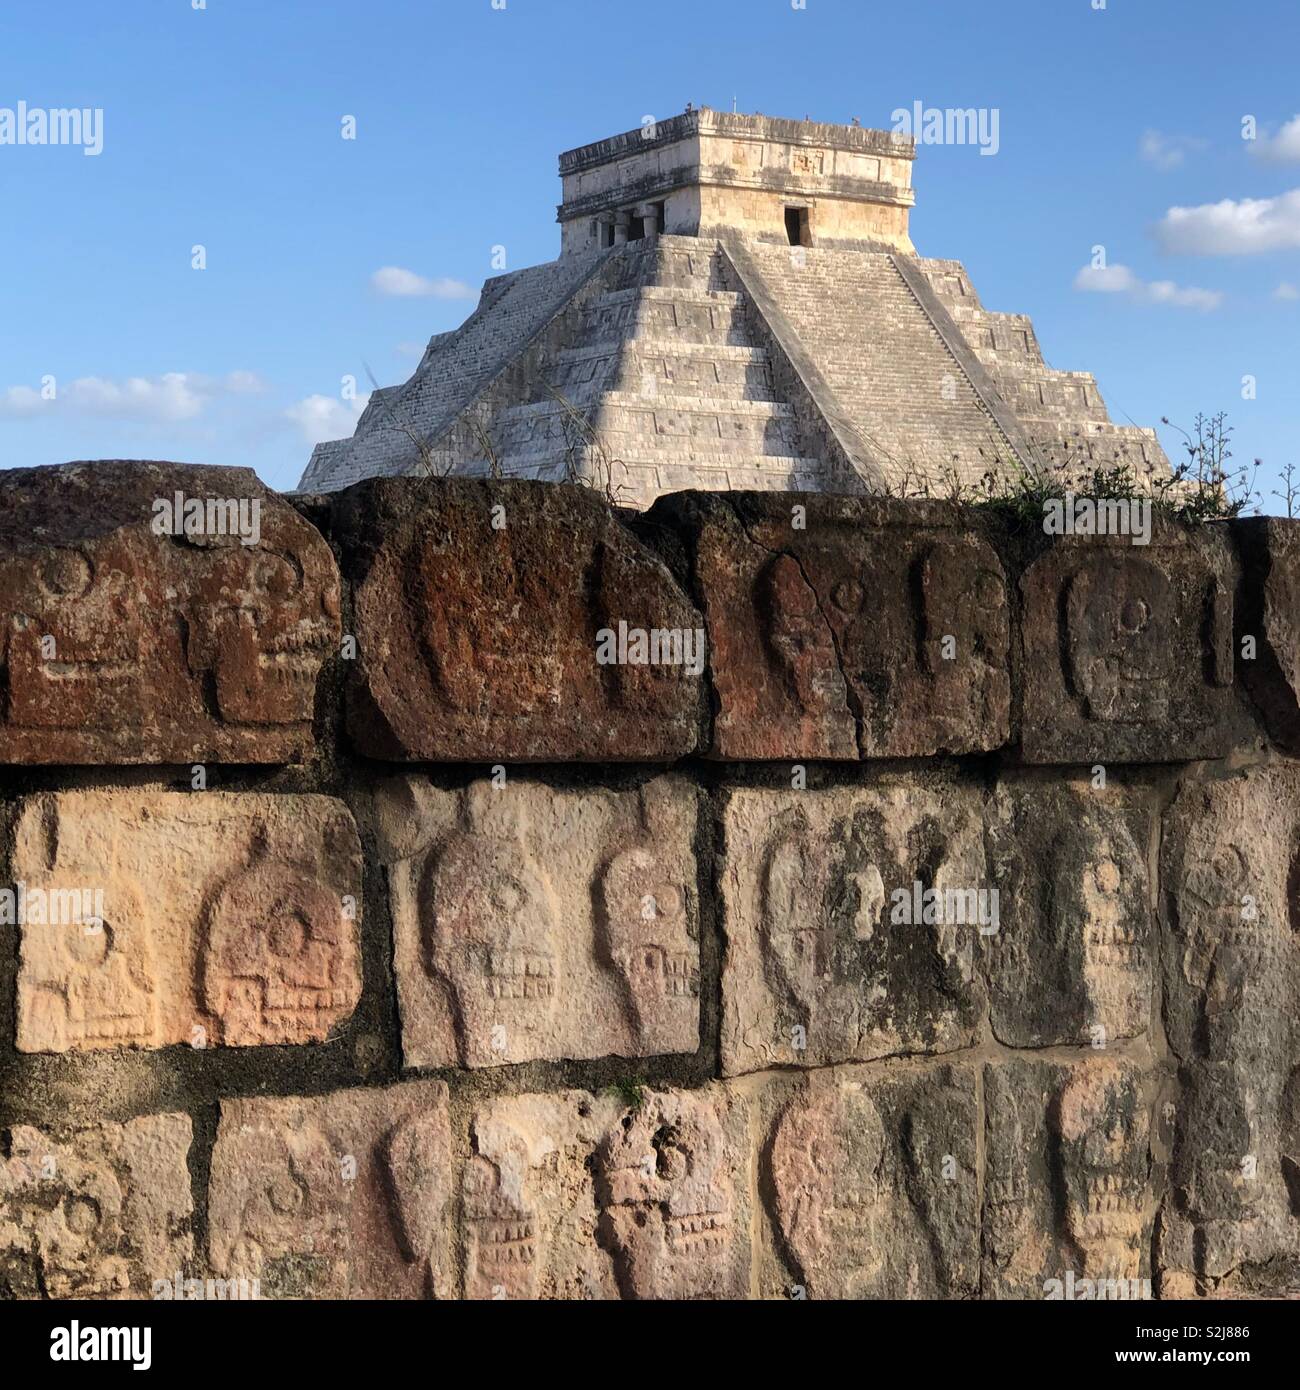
[207,1080,453,1299]
[646,492,1010,759]
[334,479,705,761]
[1020,519,1244,763]
[0,461,339,764]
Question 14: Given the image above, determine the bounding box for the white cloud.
[1154,188,1300,255]
[0,385,46,417]
[1139,129,1206,170]
[223,369,268,394]
[1073,263,1140,294]
[395,341,425,358]
[1073,262,1223,310]
[1249,115,1300,164]
[370,265,475,299]
[1276,281,1300,301]
[0,370,266,422]
[285,393,370,445]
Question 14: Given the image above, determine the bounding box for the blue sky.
[0,0,1296,502]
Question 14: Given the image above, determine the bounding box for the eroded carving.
[208,1082,452,1300]
[596,1089,745,1299]
[1021,522,1242,762]
[984,782,1151,1047]
[649,493,1010,760]
[382,775,699,1068]
[14,791,362,1053]
[0,1115,192,1301]
[338,478,702,760]
[769,1067,978,1298]
[0,461,339,763]
[722,781,985,1075]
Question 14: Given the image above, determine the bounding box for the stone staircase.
[482,238,824,506]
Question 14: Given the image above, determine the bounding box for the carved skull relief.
[203,860,360,1046]
[1059,1060,1149,1279]
[597,845,696,1046]
[463,1128,539,1300]
[1066,556,1173,725]
[597,1091,733,1299]
[423,833,558,1066]
[771,1082,889,1298]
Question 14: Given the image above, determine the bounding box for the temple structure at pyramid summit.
[299,108,1171,506]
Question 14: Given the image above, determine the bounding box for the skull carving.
[1179,816,1291,1056]
[597,1092,733,1299]
[423,833,558,1066]
[0,1129,129,1298]
[188,541,338,726]
[761,809,886,1031]
[1176,1068,1261,1224]
[983,1075,1032,1269]
[17,878,158,1052]
[771,1082,888,1298]
[1058,820,1149,1041]
[382,1113,453,1291]
[1066,556,1173,725]
[2,539,143,730]
[920,538,1009,678]
[762,554,842,710]
[1059,1060,1149,1279]
[463,1129,538,1300]
[203,861,360,1046]
[597,845,696,1048]
[219,1124,349,1295]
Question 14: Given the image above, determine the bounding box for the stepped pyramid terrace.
[299,108,1172,506]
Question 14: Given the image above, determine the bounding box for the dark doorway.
[785,205,810,247]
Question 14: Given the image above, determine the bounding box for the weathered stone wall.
[3,460,1299,1301]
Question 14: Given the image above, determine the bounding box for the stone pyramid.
[300,109,1170,507]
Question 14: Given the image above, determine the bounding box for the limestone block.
[1157,1060,1300,1296]
[593,1084,750,1299]
[207,1081,452,1299]
[985,778,1152,1047]
[1157,765,1300,1293]
[765,1064,979,1298]
[647,492,1010,759]
[720,778,986,1076]
[0,461,339,764]
[377,774,699,1068]
[334,478,705,761]
[1161,765,1300,1067]
[13,790,362,1052]
[0,1113,192,1299]
[1020,521,1241,763]
[461,1089,621,1299]
[1236,517,1300,755]
[983,1057,1154,1299]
